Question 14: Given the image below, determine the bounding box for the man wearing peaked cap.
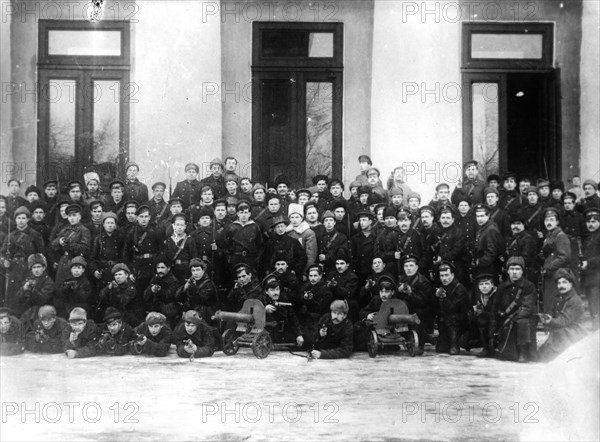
[580,206,600,322]
[173,310,215,359]
[324,246,359,321]
[97,306,135,356]
[472,201,504,283]
[63,306,100,359]
[264,211,307,278]
[451,160,485,207]
[201,158,226,200]
[172,161,204,209]
[98,260,140,326]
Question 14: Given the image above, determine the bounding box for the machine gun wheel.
[251,330,273,359]
[406,330,419,357]
[368,331,378,358]
[222,329,239,356]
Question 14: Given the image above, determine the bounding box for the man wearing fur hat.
[56,256,92,319]
[176,258,218,325]
[24,305,69,353]
[1,206,45,309]
[62,307,100,358]
[0,307,25,356]
[576,179,600,213]
[15,253,55,317]
[173,310,215,358]
[131,312,172,357]
[143,256,181,329]
[538,268,587,361]
[96,307,135,356]
[490,256,538,362]
[83,172,106,206]
[50,203,91,289]
[258,277,304,347]
[98,263,137,325]
[311,299,353,359]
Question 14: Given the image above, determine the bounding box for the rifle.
[184,338,195,362]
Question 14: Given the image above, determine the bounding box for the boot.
[449,328,460,355]
[517,344,528,363]
[476,328,490,357]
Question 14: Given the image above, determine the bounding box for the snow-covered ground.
[1,332,598,441]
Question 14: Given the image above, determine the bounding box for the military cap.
[209,158,223,168]
[312,175,329,186]
[525,186,539,196]
[419,205,436,217]
[561,192,577,202]
[13,206,31,219]
[185,162,199,172]
[296,188,312,198]
[377,274,396,289]
[403,254,419,265]
[145,312,167,326]
[369,193,384,205]
[406,191,421,202]
[330,299,349,314]
[28,253,47,268]
[125,200,139,209]
[70,256,87,268]
[321,210,335,222]
[389,187,404,197]
[438,260,456,273]
[473,204,491,215]
[236,201,251,212]
[506,256,525,269]
[65,204,82,215]
[303,202,319,215]
[172,212,187,223]
[42,179,58,188]
[484,187,499,196]
[366,167,380,177]
[536,178,550,188]
[373,202,388,214]
[543,207,560,219]
[584,208,600,220]
[329,178,345,190]
[109,180,125,190]
[124,161,139,171]
[263,276,280,289]
[213,198,227,208]
[270,215,290,228]
[181,310,204,326]
[356,209,375,220]
[583,179,598,191]
[136,205,151,216]
[0,307,12,318]
[502,171,517,181]
[25,185,42,197]
[331,200,347,211]
[68,180,83,190]
[103,307,123,323]
[169,197,184,207]
[232,262,252,275]
[102,211,118,223]
[224,174,239,184]
[438,205,457,218]
[475,273,495,282]
[252,183,266,195]
[554,268,575,283]
[357,186,372,196]
[435,183,450,192]
[463,160,478,169]
[189,258,207,269]
[306,263,324,275]
[38,305,57,319]
[57,199,71,208]
[358,155,373,165]
[265,194,280,204]
[349,180,361,190]
[152,182,166,190]
[396,208,411,220]
[111,263,130,275]
[68,307,87,322]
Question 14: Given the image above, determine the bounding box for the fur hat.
[69,256,87,268]
[103,307,123,323]
[83,172,100,185]
[145,312,167,326]
[28,253,47,269]
[554,268,575,283]
[111,263,130,275]
[181,310,204,326]
[330,299,349,314]
[288,203,304,219]
[68,307,87,322]
[38,305,57,319]
[506,256,525,270]
[583,179,598,191]
[13,206,31,219]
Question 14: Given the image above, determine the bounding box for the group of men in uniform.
[0,156,598,361]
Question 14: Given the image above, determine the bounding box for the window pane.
[309,33,333,57]
[472,83,499,177]
[93,81,120,168]
[48,79,76,185]
[48,30,121,56]
[471,33,543,59]
[261,30,309,57]
[306,82,332,180]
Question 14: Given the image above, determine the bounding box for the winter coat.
[172,320,215,358]
[25,316,69,353]
[61,320,100,358]
[313,314,353,359]
[130,322,173,357]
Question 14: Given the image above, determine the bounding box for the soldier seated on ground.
[62,307,100,359]
[24,305,69,354]
[258,276,304,348]
[96,307,135,356]
[175,258,218,325]
[463,273,497,358]
[172,310,215,359]
[98,263,137,326]
[0,307,24,356]
[58,256,92,319]
[538,268,587,362]
[131,312,173,357]
[310,300,353,360]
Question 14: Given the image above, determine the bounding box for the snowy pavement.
[1,332,598,441]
